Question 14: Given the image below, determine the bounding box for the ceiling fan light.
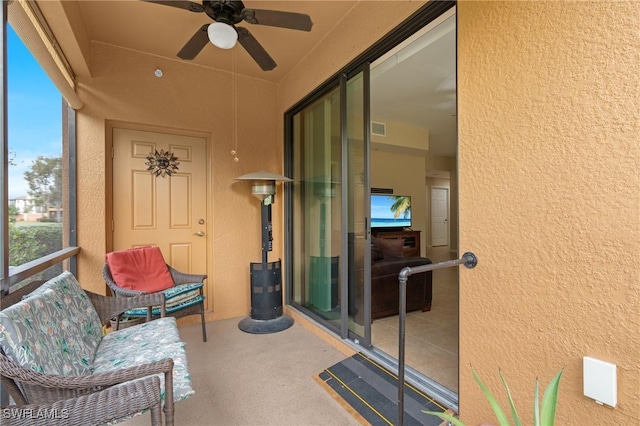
[208,22,238,49]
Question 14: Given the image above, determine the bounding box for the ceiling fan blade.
[236,27,277,71]
[141,0,205,13]
[177,24,210,60]
[242,9,313,32]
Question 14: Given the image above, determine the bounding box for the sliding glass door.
[290,84,344,331]
[344,69,370,343]
[286,0,459,409]
[288,69,371,344]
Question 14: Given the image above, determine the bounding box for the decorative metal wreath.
[146,149,179,177]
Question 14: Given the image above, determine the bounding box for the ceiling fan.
[143,0,313,71]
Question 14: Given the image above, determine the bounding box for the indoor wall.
[371,120,429,152]
[279,1,638,425]
[370,150,427,256]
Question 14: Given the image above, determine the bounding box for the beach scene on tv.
[371,195,412,228]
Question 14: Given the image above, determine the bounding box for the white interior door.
[431,186,449,247]
[112,128,208,275]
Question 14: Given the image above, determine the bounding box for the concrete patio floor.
[121,315,361,426]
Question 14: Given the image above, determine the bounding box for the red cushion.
[106,246,174,292]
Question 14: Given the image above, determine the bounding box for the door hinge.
[111,220,115,231]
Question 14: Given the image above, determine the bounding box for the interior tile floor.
[371,246,459,392]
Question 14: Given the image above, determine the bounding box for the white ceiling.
[51,1,457,157]
[371,13,457,157]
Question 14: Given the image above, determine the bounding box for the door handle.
[195,231,205,237]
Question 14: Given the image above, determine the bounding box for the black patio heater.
[236,171,294,334]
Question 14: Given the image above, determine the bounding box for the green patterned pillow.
[24,271,103,349]
[0,289,96,375]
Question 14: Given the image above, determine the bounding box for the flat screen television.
[370,194,412,229]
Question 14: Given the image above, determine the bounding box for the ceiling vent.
[371,121,386,137]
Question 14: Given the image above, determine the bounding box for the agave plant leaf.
[422,410,467,426]
[540,369,563,426]
[472,369,511,426]
[499,370,522,426]
[424,368,562,426]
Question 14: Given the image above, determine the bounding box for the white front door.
[112,128,208,276]
[431,186,449,247]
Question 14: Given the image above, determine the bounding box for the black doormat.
[315,353,448,425]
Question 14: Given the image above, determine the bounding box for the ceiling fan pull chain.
[232,48,239,162]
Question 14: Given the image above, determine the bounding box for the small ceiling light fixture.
[207,22,238,49]
[154,68,163,78]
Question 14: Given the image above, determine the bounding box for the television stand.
[372,229,421,258]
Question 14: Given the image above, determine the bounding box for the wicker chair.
[0,279,177,426]
[102,247,207,342]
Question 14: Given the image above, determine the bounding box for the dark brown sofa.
[371,237,432,320]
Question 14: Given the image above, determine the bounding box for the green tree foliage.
[24,156,62,216]
[9,148,17,166]
[8,224,63,280]
[389,195,411,219]
[9,225,62,265]
[8,205,19,222]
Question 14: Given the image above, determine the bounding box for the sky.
[370,195,411,220]
[8,24,63,199]
[371,195,398,220]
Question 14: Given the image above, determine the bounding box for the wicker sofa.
[0,371,163,426]
[0,271,194,426]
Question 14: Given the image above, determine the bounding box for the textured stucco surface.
[457,2,639,424]
[75,42,282,321]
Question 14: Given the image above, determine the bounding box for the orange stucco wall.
[457,2,639,424]
[278,0,639,424]
[75,41,284,321]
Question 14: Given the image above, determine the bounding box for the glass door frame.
[285,80,344,338]
[340,66,372,346]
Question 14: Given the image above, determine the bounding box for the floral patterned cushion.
[23,271,103,351]
[0,289,96,375]
[93,317,194,402]
[124,283,204,316]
